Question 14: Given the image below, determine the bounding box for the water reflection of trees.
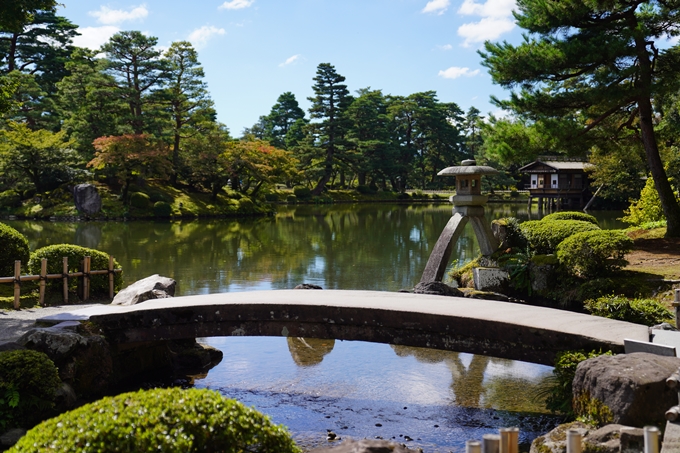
[390,345,549,413]
[287,338,335,366]
[5,203,545,295]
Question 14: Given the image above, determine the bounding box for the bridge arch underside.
[89,291,646,366]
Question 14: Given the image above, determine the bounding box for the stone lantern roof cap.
[437,159,499,176]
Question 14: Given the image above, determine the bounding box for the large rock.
[72,184,102,215]
[111,274,176,306]
[530,422,644,453]
[18,321,113,396]
[572,352,680,427]
[414,281,463,297]
[309,438,416,453]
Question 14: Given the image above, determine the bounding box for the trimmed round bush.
[264,193,279,202]
[556,230,634,277]
[293,186,312,200]
[28,244,123,298]
[10,387,301,453]
[542,211,599,225]
[584,295,673,326]
[286,195,297,204]
[129,191,151,209]
[0,349,61,430]
[153,201,172,217]
[0,190,22,208]
[237,198,255,214]
[0,222,30,276]
[520,219,599,254]
[148,191,173,203]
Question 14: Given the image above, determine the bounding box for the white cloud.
[72,25,120,50]
[89,4,149,25]
[438,44,453,50]
[422,0,450,15]
[438,66,480,79]
[279,54,301,67]
[219,0,254,10]
[458,17,515,46]
[187,25,226,49]
[456,0,516,47]
[458,0,515,18]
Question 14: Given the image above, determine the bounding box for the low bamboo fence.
[0,256,122,309]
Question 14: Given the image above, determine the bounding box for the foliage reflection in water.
[195,336,560,452]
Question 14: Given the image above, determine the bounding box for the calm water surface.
[6,204,624,451]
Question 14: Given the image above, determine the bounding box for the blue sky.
[59,0,521,136]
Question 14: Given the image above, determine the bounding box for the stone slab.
[652,330,680,357]
[473,267,509,292]
[625,338,677,357]
[662,421,680,453]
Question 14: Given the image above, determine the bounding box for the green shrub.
[411,190,429,199]
[356,185,371,194]
[621,177,666,225]
[237,198,255,214]
[293,187,312,200]
[264,193,279,202]
[148,191,173,204]
[28,244,123,299]
[542,211,599,226]
[396,192,411,200]
[545,349,613,417]
[556,230,634,278]
[520,219,599,254]
[0,223,30,276]
[153,201,172,217]
[584,295,673,326]
[509,189,519,198]
[10,387,301,453]
[129,191,151,209]
[0,190,22,208]
[0,350,61,430]
[492,217,528,249]
[286,195,297,204]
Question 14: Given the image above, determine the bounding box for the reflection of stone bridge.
[41,290,649,366]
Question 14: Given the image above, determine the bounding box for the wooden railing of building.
[0,256,122,309]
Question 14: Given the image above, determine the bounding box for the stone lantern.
[420,159,500,283]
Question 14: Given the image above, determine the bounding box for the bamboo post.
[482,434,500,453]
[13,260,21,309]
[83,256,91,301]
[566,429,582,453]
[62,257,68,304]
[644,426,660,453]
[499,428,519,453]
[108,255,114,299]
[39,258,47,306]
[466,441,482,453]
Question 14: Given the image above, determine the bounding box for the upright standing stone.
[73,184,102,215]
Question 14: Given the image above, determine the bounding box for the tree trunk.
[631,17,680,237]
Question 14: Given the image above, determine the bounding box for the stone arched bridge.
[40,290,650,366]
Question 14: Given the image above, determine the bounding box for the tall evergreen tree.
[480,0,680,237]
[161,41,216,184]
[0,10,78,95]
[262,92,306,149]
[101,31,168,135]
[57,48,128,157]
[307,63,352,194]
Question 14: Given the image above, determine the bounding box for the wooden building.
[518,157,593,208]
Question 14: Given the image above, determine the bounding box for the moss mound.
[10,387,301,453]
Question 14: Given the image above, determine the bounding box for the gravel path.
[0,304,103,343]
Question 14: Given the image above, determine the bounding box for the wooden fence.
[0,256,122,309]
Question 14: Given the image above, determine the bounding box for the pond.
[5,204,625,451]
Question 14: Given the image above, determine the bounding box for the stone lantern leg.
[420,159,500,283]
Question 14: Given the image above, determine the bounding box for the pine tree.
[307,63,352,194]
